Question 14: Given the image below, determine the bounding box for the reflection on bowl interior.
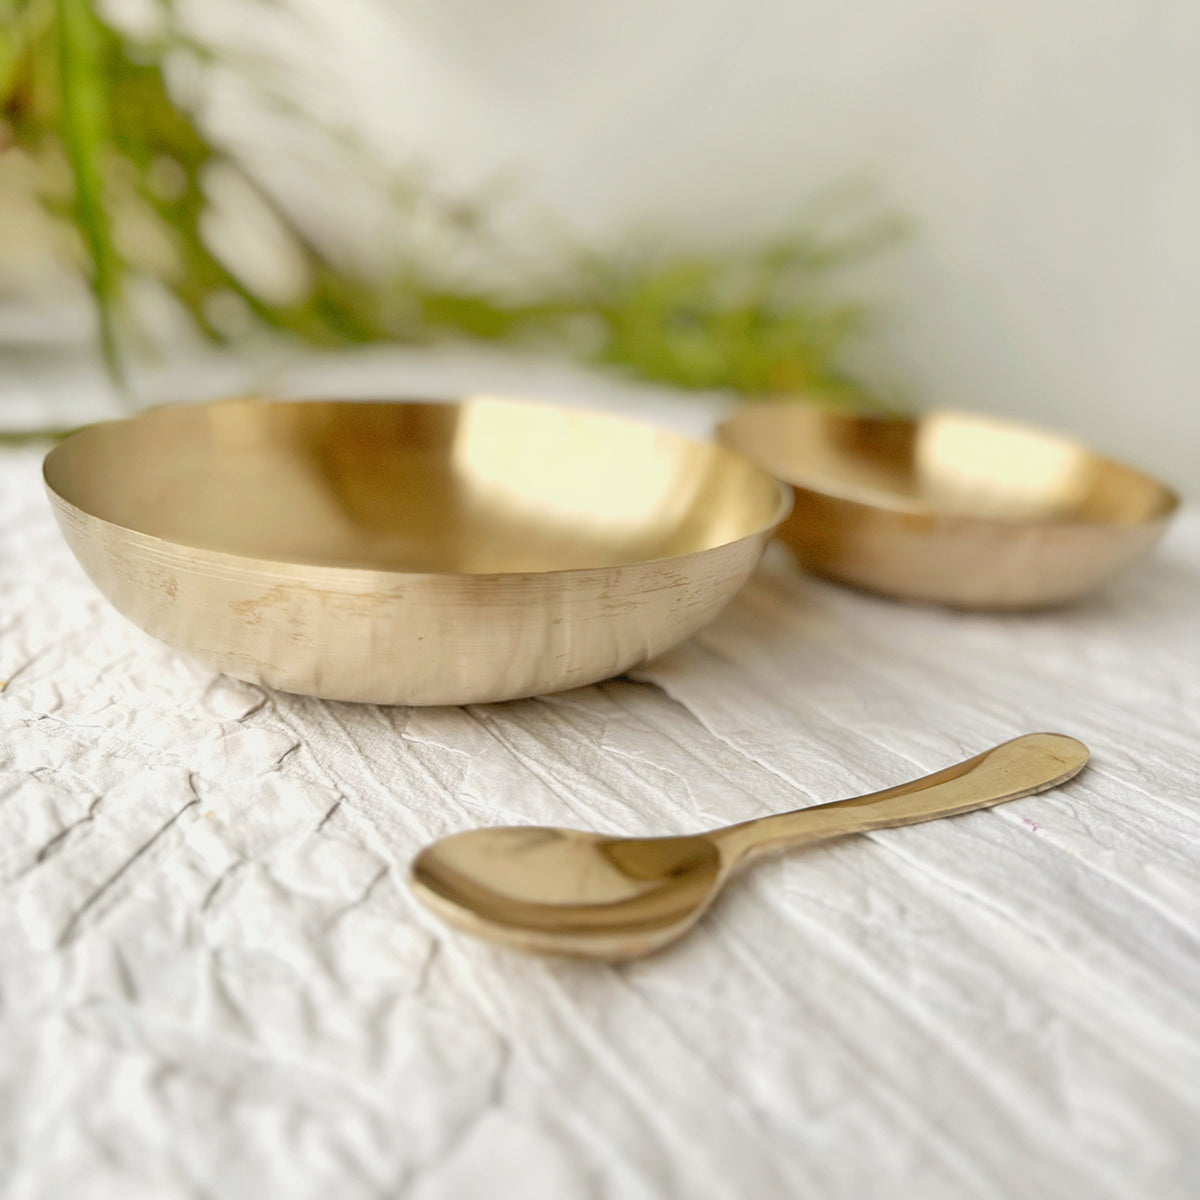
[50,398,784,573]
[916,412,1098,521]
[737,406,1173,527]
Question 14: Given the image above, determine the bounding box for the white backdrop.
[264,0,1199,489]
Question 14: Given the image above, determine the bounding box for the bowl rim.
[44,395,793,580]
[717,402,1180,533]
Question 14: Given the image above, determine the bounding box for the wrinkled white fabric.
[2,434,1198,1199]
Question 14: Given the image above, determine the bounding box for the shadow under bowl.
[717,403,1179,609]
[45,396,790,704]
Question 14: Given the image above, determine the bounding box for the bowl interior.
[45,398,786,574]
[720,406,1177,527]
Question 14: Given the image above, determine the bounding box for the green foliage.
[51,0,141,384]
[0,0,897,408]
[2,0,396,368]
[582,233,891,403]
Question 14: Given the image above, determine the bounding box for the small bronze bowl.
[718,403,1179,609]
[44,396,789,705]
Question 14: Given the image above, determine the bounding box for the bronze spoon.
[410,733,1089,960]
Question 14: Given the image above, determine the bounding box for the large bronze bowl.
[45,397,789,704]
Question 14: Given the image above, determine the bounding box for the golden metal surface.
[718,404,1179,608]
[411,732,1089,959]
[43,396,789,705]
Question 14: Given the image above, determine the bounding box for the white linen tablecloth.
[2,413,1198,1198]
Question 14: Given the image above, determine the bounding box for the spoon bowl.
[412,828,724,958]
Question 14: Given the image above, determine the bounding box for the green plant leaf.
[55,0,124,385]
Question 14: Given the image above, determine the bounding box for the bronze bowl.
[45,396,789,704]
[718,403,1178,609]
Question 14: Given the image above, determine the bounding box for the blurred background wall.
[275,0,1199,485]
[4,0,1195,486]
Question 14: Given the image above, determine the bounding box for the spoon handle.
[714,733,1088,862]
